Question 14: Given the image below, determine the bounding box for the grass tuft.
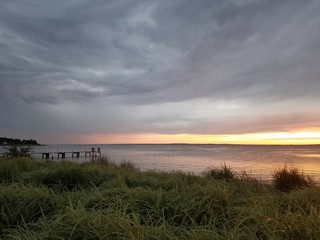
[203,164,235,181]
[273,165,314,192]
[120,160,136,170]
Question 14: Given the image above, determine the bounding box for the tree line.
[0,137,40,146]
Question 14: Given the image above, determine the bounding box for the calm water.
[2,144,320,181]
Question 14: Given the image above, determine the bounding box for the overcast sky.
[1,0,320,144]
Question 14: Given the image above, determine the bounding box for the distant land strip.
[0,137,41,146]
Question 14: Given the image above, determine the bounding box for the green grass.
[203,163,236,181]
[1,157,320,239]
[273,165,315,192]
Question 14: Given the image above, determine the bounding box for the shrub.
[4,145,32,157]
[273,165,314,192]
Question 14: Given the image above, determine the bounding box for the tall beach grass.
[0,156,319,239]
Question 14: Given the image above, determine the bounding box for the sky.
[1,0,320,145]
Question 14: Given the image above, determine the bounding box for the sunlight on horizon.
[81,130,320,145]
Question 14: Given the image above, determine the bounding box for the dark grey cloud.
[1,0,320,143]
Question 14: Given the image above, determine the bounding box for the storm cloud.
[1,0,320,143]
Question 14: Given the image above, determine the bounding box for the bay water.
[15,144,320,182]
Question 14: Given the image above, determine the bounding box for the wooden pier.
[37,147,101,159]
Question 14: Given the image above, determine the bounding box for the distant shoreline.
[0,144,45,146]
[25,143,320,147]
[0,137,42,146]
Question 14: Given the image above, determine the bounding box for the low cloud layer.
[1,0,320,143]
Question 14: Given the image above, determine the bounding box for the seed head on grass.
[273,165,314,192]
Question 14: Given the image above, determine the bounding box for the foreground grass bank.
[1,157,320,239]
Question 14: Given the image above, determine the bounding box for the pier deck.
[33,148,101,159]
[0,147,102,159]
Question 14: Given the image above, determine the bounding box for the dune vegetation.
[0,156,320,239]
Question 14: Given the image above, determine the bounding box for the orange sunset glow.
[81,130,320,145]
